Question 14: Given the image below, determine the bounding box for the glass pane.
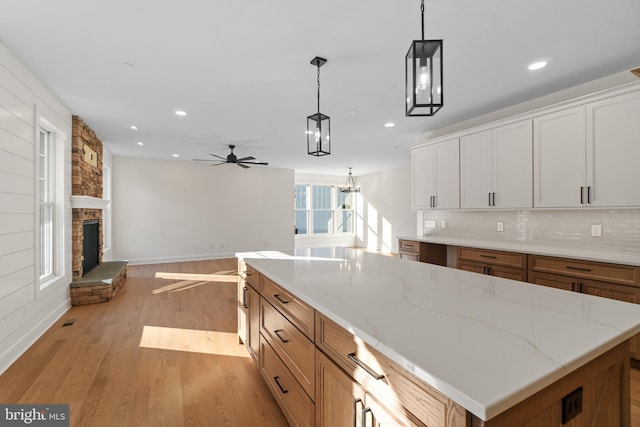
[337,191,352,209]
[40,204,53,278]
[313,185,332,209]
[313,210,332,234]
[336,210,353,233]
[295,184,307,210]
[295,210,308,235]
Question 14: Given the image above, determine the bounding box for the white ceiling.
[1,0,639,176]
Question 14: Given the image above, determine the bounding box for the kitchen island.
[238,248,640,426]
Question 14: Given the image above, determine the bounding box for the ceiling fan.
[194,145,268,169]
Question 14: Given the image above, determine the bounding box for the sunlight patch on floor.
[139,325,250,357]
[155,272,238,282]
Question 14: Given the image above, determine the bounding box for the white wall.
[355,167,415,253]
[0,41,72,374]
[112,156,294,264]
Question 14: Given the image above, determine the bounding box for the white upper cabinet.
[533,90,640,208]
[460,120,533,209]
[533,106,587,207]
[586,91,640,207]
[411,138,459,210]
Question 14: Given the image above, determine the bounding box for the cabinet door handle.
[273,376,288,394]
[273,329,289,343]
[566,266,592,272]
[273,294,289,304]
[242,287,248,309]
[587,186,592,204]
[488,192,492,207]
[580,186,584,204]
[353,398,363,427]
[487,266,492,275]
[348,353,385,380]
[433,195,437,207]
[362,407,373,427]
[492,192,496,206]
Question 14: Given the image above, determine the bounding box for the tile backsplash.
[421,209,640,258]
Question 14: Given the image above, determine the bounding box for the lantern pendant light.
[307,56,331,156]
[405,0,443,116]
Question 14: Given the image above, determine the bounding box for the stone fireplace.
[70,116,126,305]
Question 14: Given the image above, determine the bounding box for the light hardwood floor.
[0,258,638,426]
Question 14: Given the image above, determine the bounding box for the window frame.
[294,183,355,236]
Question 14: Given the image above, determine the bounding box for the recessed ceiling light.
[131,125,138,130]
[385,122,395,128]
[305,130,313,135]
[172,154,180,158]
[175,110,187,116]
[350,110,358,114]
[528,61,547,71]
[137,142,144,146]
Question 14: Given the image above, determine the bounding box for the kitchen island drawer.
[261,274,315,340]
[260,338,314,427]
[315,313,466,427]
[528,255,640,286]
[260,298,315,399]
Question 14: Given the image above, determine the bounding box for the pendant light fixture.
[340,167,360,193]
[307,56,331,156]
[405,0,443,116]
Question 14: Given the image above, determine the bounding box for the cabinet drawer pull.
[273,294,289,304]
[362,407,373,427]
[273,376,288,394]
[480,254,497,259]
[566,266,592,272]
[348,353,385,380]
[242,287,248,309]
[273,329,289,343]
[243,270,252,276]
[353,398,363,427]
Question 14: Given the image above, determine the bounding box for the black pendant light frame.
[307,56,331,156]
[405,0,443,117]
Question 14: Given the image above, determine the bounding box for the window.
[294,184,354,235]
[38,128,55,282]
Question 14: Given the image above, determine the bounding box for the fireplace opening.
[82,220,100,275]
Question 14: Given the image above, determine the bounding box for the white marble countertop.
[398,234,640,266]
[237,248,640,421]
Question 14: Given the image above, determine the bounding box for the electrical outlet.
[496,221,504,232]
[591,224,602,237]
[562,387,583,424]
[424,220,437,229]
[440,220,446,229]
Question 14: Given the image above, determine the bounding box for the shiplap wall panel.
[0,267,34,300]
[0,213,32,235]
[0,106,32,142]
[0,85,32,125]
[0,170,33,195]
[0,39,71,374]
[0,231,33,257]
[0,249,33,279]
[0,127,33,160]
[0,150,33,177]
[0,194,34,213]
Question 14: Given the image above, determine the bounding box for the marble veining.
[238,248,640,421]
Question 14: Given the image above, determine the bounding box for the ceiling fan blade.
[236,156,255,162]
[238,163,250,169]
[194,158,221,162]
[211,162,225,166]
[209,154,227,161]
[239,161,269,166]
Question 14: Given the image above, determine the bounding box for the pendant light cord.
[316,65,321,114]
[421,0,425,40]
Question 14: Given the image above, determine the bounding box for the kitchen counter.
[398,234,640,266]
[238,248,640,421]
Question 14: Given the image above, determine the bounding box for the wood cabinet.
[411,138,459,210]
[398,239,447,265]
[460,120,532,209]
[457,247,527,281]
[528,254,640,359]
[238,261,260,363]
[315,312,467,427]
